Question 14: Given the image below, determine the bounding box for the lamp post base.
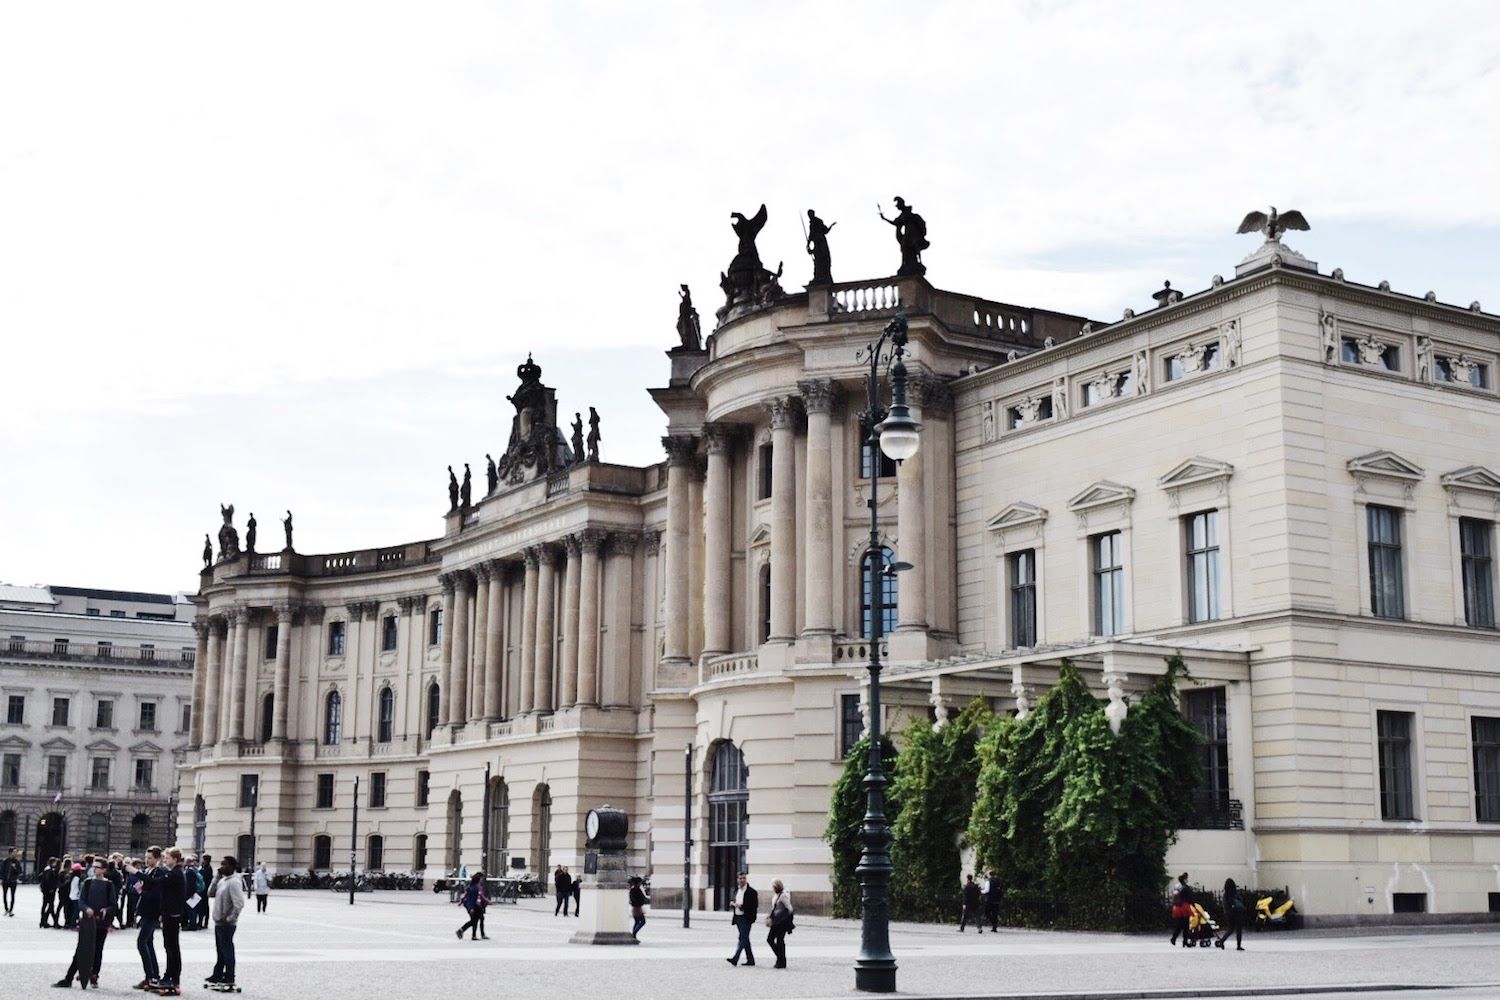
[855,961,898,993]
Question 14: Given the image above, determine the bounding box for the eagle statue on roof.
[1237,206,1310,244]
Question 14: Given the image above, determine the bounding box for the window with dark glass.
[138,701,157,731]
[327,620,346,656]
[368,834,384,870]
[1377,710,1415,820]
[312,834,331,869]
[377,687,395,743]
[1183,688,1230,811]
[140,643,155,662]
[53,638,68,655]
[239,773,258,808]
[96,641,112,659]
[839,693,863,758]
[425,683,440,739]
[414,833,428,870]
[90,757,111,790]
[860,547,898,639]
[5,695,21,725]
[260,692,274,744]
[1461,517,1495,629]
[370,771,387,808]
[859,418,897,479]
[324,690,342,745]
[1,753,20,787]
[51,697,69,727]
[1473,716,1500,823]
[757,443,773,500]
[1185,510,1221,623]
[1008,549,1037,647]
[95,699,113,729]
[263,624,278,660]
[1092,531,1126,636]
[381,615,398,652]
[758,565,772,643]
[428,608,442,646]
[46,755,65,788]
[180,703,192,734]
[134,758,153,790]
[316,772,335,809]
[1368,505,1405,619]
[417,769,431,807]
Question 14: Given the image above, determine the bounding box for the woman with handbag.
[764,878,794,969]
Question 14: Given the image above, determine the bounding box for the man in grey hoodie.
[206,856,246,988]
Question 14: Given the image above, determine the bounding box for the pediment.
[1347,450,1423,482]
[987,502,1048,531]
[1067,481,1136,512]
[85,738,120,753]
[130,740,164,755]
[0,733,31,750]
[40,736,76,751]
[1441,465,1500,495]
[747,524,771,547]
[1158,457,1234,490]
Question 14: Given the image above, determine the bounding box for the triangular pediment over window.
[1441,465,1500,495]
[747,524,771,547]
[129,740,164,755]
[1347,450,1424,482]
[0,733,31,750]
[1158,457,1234,490]
[1067,481,1136,512]
[85,738,120,753]
[987,502,1048,532]
[40,736,76,751]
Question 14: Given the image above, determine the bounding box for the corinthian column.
[228,608,250,741]
[534,544,558,712]
[519,549,539,714]
[576,530,605,706]
[766,397,798,641]
[661,434,696,664]
[217,612,239,741]
[560,535,582,708]
[606,532,638,707]
[701,426,734,657]
[270,604,294,740]
[448,571,472,726]
[189,620,209,748]
[201,618,225,745]
[799,379,837,635]
[472,564,491,719]
[483,561,505,721]
[439,573,456,719]
[897,378,929,630]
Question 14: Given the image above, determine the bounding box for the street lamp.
[854,310,920,993]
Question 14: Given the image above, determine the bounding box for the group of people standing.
[726,871,794,969]
[552,864,581,917]
[958,872,1005,932]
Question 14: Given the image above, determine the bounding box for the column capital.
[397,594,425,614]
[451,568,475,591]
[439,572,458,596]
[271,603,296,623]
[661,434,697,466]
[702,423,739,455]
[579,528,608,553]
[523,547,541,570]
[608,531,639,557]
[297,603,325,625]
[642,530,662,556]
[191,618,210,637]
[797,378,839,414]
[474,562,494,583]
[347,600,379,622]
[563,533,583,557]
[907,372,952,412]
[227,606,250,626]
[763,394,798,430]
[535,543,560,567]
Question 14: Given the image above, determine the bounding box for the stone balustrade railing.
[1,638,194,669]
[702,651,760,682]
[833,639,888,663]
[233,540,439,579]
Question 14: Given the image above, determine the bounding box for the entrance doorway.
[707,741,748,911]
[531,784,551,874]
[36,812,65,861]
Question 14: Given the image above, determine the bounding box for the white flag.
[52,791,63,804]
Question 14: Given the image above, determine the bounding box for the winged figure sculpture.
[1237,205,1310,243]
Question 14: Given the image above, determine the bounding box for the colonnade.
[191,602,316,749]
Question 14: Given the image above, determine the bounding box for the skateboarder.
[206,855,246,990]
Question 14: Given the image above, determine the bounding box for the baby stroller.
[1185,902,1219,947]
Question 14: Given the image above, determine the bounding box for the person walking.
[253,862,270,914]
[40,857,61,928]
[1,847,21,915]
[553,865,571,916]
[572,870,581,917]
[1168,873,1194,947]
[207,855,246,989]
[133,847,164,990]
[53,857,115,989]
[1215,877,1247,952]
[959,874,982,932]
[726,870,758,967]
[765,879,794,969]
[984,871,1003,932]
[455,871,488,940]
[155,847,187,996]
[628,876,649,939]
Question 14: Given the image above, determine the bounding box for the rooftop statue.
[676,284,702,351]
[246,513,258,555]
[805,210,835,286]
[202,534,212,569]
[878,197,928,277]
[720,204,781,308]
[495,354,572,485]
[571,412,585,464]
[587,406,601,463]
[217,503,240,561]
[460,463,472,510]
[282,510,294,552]
[1237,205,1310,244]
[447,466,459,511]
[485,454,498,495]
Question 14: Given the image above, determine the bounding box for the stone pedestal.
[570,851,637,946]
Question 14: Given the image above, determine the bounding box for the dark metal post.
[350,775,359,905]
[248,785,258,872]
[683,742,692,928]
[481,762,492,875]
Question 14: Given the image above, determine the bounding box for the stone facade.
[181,249,1500,918]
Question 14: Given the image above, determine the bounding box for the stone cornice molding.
[661,434,697,467]
[608,531,640,557]
[764,395,798,430]
[797,378,839,414]
[1158,457,1235,492]
[1347,450,1424,485]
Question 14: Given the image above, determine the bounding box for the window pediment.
[1347,450,1424,482]
[747,524,771,548]
[85,738,120,753]
[1067,481,1136,513]
[0,734,31,750]
[1441,465,1500,495]
[987,502,1048,532]
[1158,457,1234,490]
[129,740,164,755]
[40,736,76,751]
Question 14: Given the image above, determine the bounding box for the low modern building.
[181,226,1500,918]
[0,585,195,866]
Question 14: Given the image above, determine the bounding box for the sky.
[3,1,1499,595]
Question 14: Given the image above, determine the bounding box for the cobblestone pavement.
[2,886,1498,999]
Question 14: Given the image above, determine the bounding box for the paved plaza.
[1,887,1498,999]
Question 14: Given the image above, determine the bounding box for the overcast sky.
[3,1,1499,596]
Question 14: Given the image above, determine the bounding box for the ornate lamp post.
[855,311,920,993]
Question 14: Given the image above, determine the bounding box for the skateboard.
[147,987,181,997]
[203,985,242,994]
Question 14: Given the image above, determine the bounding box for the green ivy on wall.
[823,732,898,919]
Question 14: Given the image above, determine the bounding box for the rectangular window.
[757,443,773,500]
[416,769,430,808]
[1006,396,1053,429]
[381,615,398,652]
[1092,531,1126,637]
[87,608,100,616]
[1474,716,1500,823]
[859,419,897,479]
[95,699,114,730]
[1377,710,1416,820]
[90,757,111,790]
[264,625,279,660]
[46,755,65,789]
[53,638,69,655]
[5,695,21,725]
[140,644,155,662]
[1008,549,1037,647]
[428,608,442,646]
[109,610,124,618]
[51,697,70,727]
[1,753,19,788]
[370,771,387,808]
[1185,510,1222,623]
[180,703,192,734]
[1392,893,1427,914]
[239,773,258,808]
[1437,357,1491,388]
[138,701,157,731]
[1368,505,1406,619]
[96,641,112,659]
[134,759,154,791]
[316,772,335,809]
[839,694,863,758]
[1183,688,1230,810]
[327,621,346,656]
[1461,518,1496,629]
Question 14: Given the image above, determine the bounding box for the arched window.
[532,784,552,874]
[860,546,898,639]
[486,778,509,874]
[425,682,441,739]
[368,834,385,871]
[708,742,749,910]
[87,812,109,853]
[377,687,395,744]
[758,564,772,643]
[260,691,274,744]
[446,791,463,869]
[0,810,15,848]
[129,813,151,852]
[312,834,332,870]
[193,796,207,854]
[324,690,342,746]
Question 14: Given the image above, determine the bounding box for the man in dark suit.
[726,870,758,967]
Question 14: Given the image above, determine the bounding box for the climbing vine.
[823,732,897,918]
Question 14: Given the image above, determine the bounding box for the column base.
[888,629,941,664]
[796,631,835,664]
[657,656,695,690]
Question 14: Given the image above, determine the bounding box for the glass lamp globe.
[877,406,921,462]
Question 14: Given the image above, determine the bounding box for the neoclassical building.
[182,230,1500,917]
